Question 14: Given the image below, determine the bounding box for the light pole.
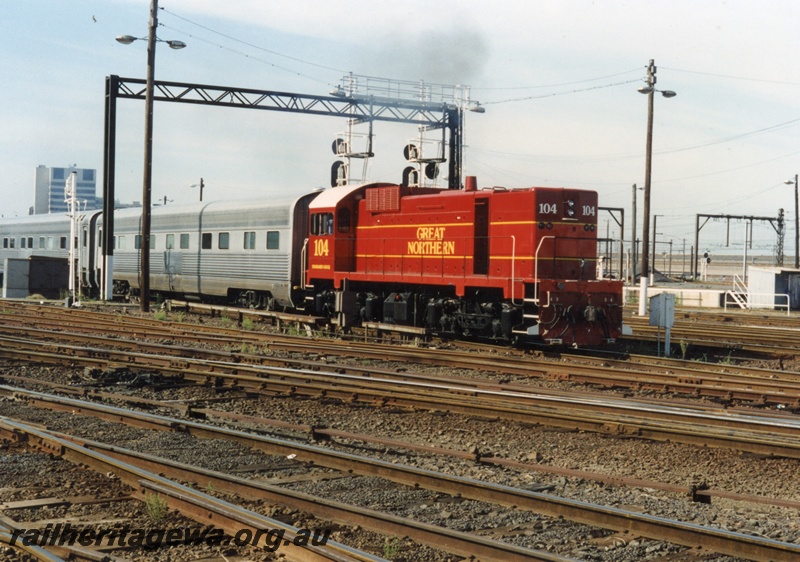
[784,174,799,269]
[190,177,205,201]
[637,59,676,315]
[117,0,186,312]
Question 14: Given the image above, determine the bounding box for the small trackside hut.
[304,176,624,346]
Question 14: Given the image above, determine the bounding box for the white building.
[34,164,99,215]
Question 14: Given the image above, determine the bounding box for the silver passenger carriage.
[0,211,102,295]
[107,193,317,307]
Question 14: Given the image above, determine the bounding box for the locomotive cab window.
[266,231,279,250]
[311,213,334,235]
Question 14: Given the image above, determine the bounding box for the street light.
[190,177,205,202]
[784,174,799,269]
[116,0,186,312]
[638,59,676,316]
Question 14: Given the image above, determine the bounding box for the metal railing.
[724,275,790,316]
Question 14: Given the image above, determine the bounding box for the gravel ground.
[2,353,799,562]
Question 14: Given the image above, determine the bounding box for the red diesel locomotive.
[305,176,625,346]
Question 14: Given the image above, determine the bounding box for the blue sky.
[3,0,800,257]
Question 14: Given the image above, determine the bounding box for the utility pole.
[639,60,655,314]
[631,183,637,282]
[785,174,799,268]
[637,59,676,314]
[139,0,158,313]
[651,214,659,283]
[682,239,686,279]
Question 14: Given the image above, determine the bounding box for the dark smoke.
[366,26,489,85]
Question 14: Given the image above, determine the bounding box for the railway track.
[2,329,800,458]
[4,388,800,562]
[6,299,800,360]
[0,415,386,562]
[624,314,800,356]
[3,301,800,560]
[6,372,800,511]
[1,301,800,409]
[1,415,553,562]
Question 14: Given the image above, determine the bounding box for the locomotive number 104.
[313,238,330,257]
[538,203,596,216]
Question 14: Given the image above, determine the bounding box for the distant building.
[34,165,99,215]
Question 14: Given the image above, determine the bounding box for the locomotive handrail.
[300,238,309,290]
[533,236,555,304]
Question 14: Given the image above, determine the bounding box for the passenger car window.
[244,231,256,250]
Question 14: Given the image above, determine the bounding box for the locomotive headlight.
[566,208,575,217]
[565,199,575,217]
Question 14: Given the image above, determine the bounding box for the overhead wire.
[159,9,345,88]
[161,8,347,74]
[662,66,800,86]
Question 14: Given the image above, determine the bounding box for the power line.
[655,117,800,155]
[662,66,800,86]
[159,22,334,86]
[472,67,643,91]
[482,79,641,105]
[161,8,348,74]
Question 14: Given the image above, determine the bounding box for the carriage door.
[474,198,489,275]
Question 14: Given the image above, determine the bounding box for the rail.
[0,416,382,562]
[7,387,800,561]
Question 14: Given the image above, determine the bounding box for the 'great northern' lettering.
[407,227,455,255]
